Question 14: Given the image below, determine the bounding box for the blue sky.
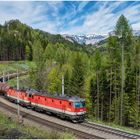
[0,1,140,35]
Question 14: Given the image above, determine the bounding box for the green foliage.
[1,16,140,130]
[0,19,87,61]
[0,112,75,139]
[84,76,94,114]
[69,53,85,96]
[47,66,61,94]
[115,14,133,47]
[24,15,140,129]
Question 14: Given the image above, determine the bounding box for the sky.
[0,1,140,35]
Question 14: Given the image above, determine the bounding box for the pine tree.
[70,53,85,97]
[115,15,133,125]
[94,49,101,120]
[84,76,94,115]
[47,66,61,94]
[107,35,121,123]
[64,69,71,95]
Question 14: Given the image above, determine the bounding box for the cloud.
[0,1,140,35]
[61,1,140,34]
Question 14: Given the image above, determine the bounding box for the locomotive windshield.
[81,101,85,107]
[74,101,85,108]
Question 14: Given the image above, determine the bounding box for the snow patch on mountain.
[62,30,140,45]
[62,34,108,45]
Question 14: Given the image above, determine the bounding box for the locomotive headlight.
[67,108,71,111]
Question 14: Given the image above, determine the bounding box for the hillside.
[0,20,86,61]
[0,15,140,130]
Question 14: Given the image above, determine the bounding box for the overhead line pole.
[62,75,64,96]
[3,71,5,83]
[17,69,20,122]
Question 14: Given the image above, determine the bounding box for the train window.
[82,101,85,107]
[74,102,82,108]
[60,101,62,104]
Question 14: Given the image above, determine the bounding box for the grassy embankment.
[0,111,74,139]
[88,115,140,134]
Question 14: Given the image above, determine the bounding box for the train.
[0,82,86,122]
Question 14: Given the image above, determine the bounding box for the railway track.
[0,71,28,82]
[1,97,140,139]
[81,121,140,139]
[0,100,102,139]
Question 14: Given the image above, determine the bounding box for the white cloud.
[62,1,140,34]
[0,1,140,35]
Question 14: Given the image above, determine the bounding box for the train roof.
[10,86,85,102]
[25,88,84,102]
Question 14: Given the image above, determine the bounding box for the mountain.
[62,34,108,45]
[0,20,85,61]
[62,30,140,45]
[133,30,140,36]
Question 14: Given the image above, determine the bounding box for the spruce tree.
[70,53,85,97]
[94,49,101,120]
[115,15,133,125]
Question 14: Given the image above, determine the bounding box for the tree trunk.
[96,71,100,120]
[109,67,112,122]
[120,43,125,125]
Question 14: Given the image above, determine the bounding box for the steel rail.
[0,71,28,82]
[0,101,102,139]
[81,121,140,139]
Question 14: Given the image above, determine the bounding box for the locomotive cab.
[69,97,86,122]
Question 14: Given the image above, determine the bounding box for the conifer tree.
[70,53,85,97]
[94,49,101,120]
[115,15,133,125]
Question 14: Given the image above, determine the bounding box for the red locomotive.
[0,83,86,122]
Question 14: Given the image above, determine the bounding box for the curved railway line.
[0,99,102,139]
[1,97,140,139]
[0,71,28,82]
[0,72,140,139]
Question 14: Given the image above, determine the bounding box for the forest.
[0,15,140,128]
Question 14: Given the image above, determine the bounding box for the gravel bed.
[0,97,124,139]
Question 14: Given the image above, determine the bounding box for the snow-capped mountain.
[62,30,140,45]
[133,30,140,36]
[62,34,108,45]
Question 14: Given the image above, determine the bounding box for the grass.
[0,112,75,139]
[87,115,140,135]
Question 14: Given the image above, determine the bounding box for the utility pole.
[62,75,64,96]
[8,72,9,81]
[3,71,5,83]
[17,69,20,122]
